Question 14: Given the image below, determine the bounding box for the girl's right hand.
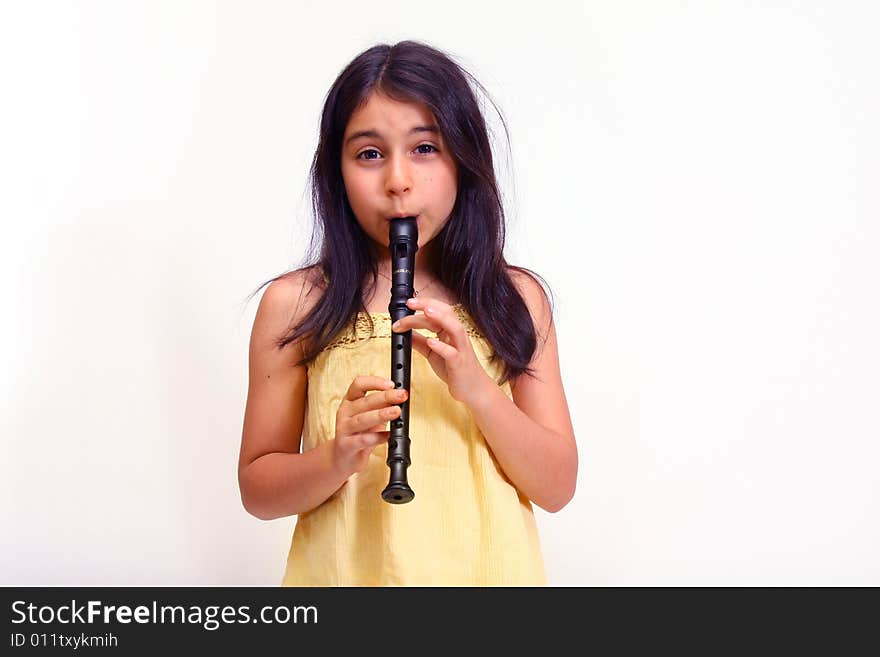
[332,375,408,476]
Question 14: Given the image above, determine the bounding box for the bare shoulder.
[506,266,553,341]
[253,267,324,357]
[269,265,325,312]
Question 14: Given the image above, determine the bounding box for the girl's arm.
[238,274,349,520]
[468,273,578,513]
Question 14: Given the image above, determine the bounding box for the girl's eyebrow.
[345,125,439,146]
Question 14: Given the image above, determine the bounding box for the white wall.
[1,1,877,586]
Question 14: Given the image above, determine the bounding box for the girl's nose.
[385,155,412,195]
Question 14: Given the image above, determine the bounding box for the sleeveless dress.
[280,304,547,586]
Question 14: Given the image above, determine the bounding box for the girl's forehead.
[346,93,436,133]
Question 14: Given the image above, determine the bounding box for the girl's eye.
[355,144,438,160]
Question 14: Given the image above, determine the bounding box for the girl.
[239,40,577,586]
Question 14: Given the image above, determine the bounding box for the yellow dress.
[281,304,546,586]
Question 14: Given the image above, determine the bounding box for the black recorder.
[382,216,418,504]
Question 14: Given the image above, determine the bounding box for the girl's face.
[341,93,459,257]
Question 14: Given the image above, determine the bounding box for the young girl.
[239,40,577,586]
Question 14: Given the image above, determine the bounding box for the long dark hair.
[246,40,554,386]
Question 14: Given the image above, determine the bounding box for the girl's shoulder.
[505,265,549,305]
[275,265,327,299]
[264,266,326,350]
[505,265,553,335]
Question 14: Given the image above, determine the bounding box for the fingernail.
[392,320,400,330]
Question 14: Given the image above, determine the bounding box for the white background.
[1,1,877,586]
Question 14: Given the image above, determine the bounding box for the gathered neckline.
[359,302,465,317]
[320,303,484,349]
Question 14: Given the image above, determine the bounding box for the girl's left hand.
[391,297,490,407]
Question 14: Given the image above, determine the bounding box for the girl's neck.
[372,241,439,281]
[365,244,457,310]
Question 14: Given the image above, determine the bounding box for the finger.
[392,312,432,334]
[345,375,395,402]
[339,390,407,436]
[406,296,448,313]
[351,386,408,417]
[392,311,449,340]
[340,404,396,438]
[426,335,456,358]
[355,404,400,433]
[339,376,396,420]
[404,298,464,345]
[389,296,446,334]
